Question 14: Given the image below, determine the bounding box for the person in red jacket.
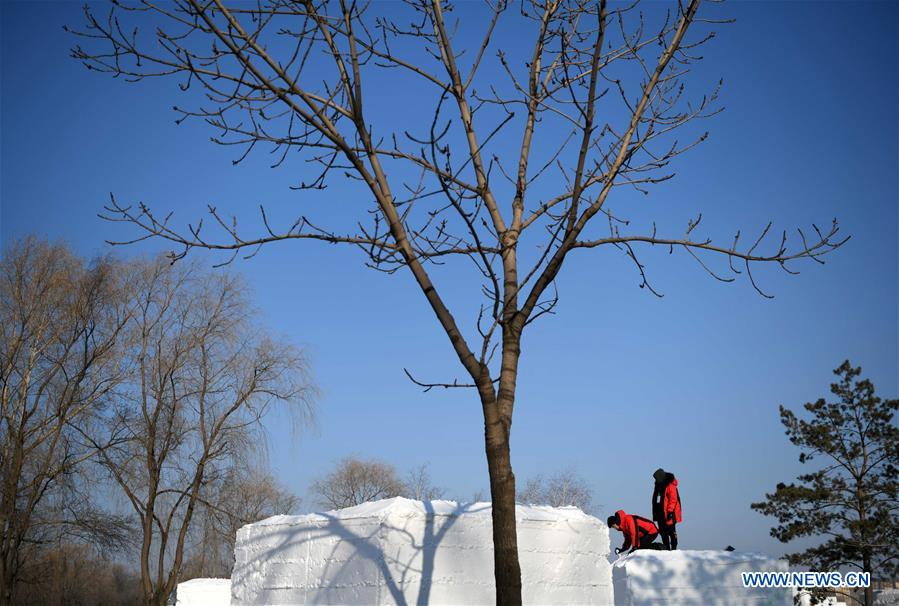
[607,510,660,554]
[652,468,682,550]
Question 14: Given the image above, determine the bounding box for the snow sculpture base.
[612,550,791,606]
[175,578,231,606]
[231,497,612,605]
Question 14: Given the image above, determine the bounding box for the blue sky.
[1,1,896,557]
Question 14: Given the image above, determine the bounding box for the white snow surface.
[251,497,596,525]
[231,497,612,605]
[176,578,231,606]
[612,550,792,606]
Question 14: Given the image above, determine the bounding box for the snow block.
[231,497,613,605]
[176,578,231,606]
[612,550,791,606]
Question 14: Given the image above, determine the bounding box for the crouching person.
[607,510,661,554]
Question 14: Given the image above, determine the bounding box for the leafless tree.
[518,470,594,513]
[404,463,446,501]
[311,457,407,509]
[11,542,142,606]
[182,467,301,579]
[83,259,314,606]
[0,238,130,606]
[70,1,847,602]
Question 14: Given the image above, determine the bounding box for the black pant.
[658,522,678,550]
[635,531,662,551]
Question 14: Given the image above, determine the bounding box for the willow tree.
[0,238,130,606]
[85,259,312,606]
[70,1,846,602]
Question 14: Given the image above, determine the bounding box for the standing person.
[607,510,661,554]
[652,468,682,550]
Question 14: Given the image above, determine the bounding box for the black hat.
[653,468,666,483]
[607,513,619,527]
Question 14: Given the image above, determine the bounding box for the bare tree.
[470,489,487,503]
[404,464,446,501]
[84,259,313,606]
[518,470,594,513]
[70,1,847,602]
[311,457,407,509]
[11,542,142,606]
[183,467,301,579]
[0,238,130,606]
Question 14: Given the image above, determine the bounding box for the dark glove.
[614,547,622,555]
[667,513,675,524]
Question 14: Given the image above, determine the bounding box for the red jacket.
[653,475,683,525]
[663,478,682,524]
[616,509,658,552]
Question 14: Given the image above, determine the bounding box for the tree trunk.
[480,330,523,606]
[0,536,18,606]
[139,504,155,604]
[862,554,873,606]
[145,590,167,606]
[483,408,521,606]
[0,562,11,606]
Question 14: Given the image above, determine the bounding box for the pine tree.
[752,361,898,606]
